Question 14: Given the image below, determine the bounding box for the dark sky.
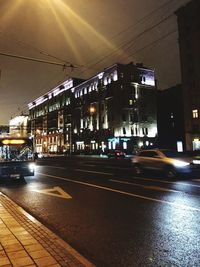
[0,0,189,124]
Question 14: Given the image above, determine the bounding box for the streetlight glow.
[89,107,95,114]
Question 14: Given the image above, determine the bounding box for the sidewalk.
[0,193,95,267]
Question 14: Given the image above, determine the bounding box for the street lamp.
[89,106,96,114]
[89,106,96,131]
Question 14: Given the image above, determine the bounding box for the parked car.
[107,150,126,159]
[132,148,200,178]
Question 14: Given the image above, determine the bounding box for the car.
[132,148,200,178]
[107,150,126,159]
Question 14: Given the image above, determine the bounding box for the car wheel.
[165,166,177,178]
[133,164,143,176]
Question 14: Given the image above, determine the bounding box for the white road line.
[40,165,66,170]
[39,166,200,189]
[105,166,130,170]
[38,165,113,175]
[110,179,180,193]
[192,179,200,182]
[74,169,113,176]
[82,164,96,167]
[37,172,200,212]
[132,176,200,188]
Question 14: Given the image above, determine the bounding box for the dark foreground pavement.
[0,192,94,267]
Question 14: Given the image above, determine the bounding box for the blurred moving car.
[107,150,126,159]
[132,148,200,178]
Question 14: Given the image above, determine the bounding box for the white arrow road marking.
[31,186,72,199]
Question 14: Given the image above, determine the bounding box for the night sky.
[0,0,189,124]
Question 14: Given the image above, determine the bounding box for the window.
[122,127,126,135]
[192,109,198,118]
[142,127,148,136]
[122,114,126,121]
[135,86,139,99]
[131,127,134,135]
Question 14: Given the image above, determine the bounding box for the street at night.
[0,0,200,266]
[1,156,200,266]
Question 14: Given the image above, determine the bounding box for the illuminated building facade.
[28,62,157,154]
[176,0,200,150]
[9,115,29,137]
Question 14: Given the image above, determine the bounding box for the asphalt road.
[1,156,200,266]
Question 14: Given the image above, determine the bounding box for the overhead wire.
[0,30,82,68]
[83,0,176,67]
[76,0,189,77]
[86,14,174,70]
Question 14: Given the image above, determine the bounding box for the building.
[9,115,29,137]
[28,62,157,154]
[176,0,200,150]
[157,84,185,151]
[28,78,84,154]
[0,125,9,137]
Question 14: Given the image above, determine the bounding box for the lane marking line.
[39,166,200,189]
[192,179,200,182]
[110,179,179,193]
[74,169,113,176]
[132,176,200,188]
[38,166,113,176]
[39,165,66,170]
[37,172,200,212]
[104,166,130,170]
[38,166,200,188]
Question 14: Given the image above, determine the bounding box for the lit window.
[104,77,108,85]
[113,71,118,81]
[135,85,139,99]
[192,109,198,118]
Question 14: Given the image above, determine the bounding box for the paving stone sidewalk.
[0,192,94,267]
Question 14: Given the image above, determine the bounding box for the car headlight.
[29,163,35,171]
[173,160,190,167]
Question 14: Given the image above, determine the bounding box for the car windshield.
[161,150,182,158]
